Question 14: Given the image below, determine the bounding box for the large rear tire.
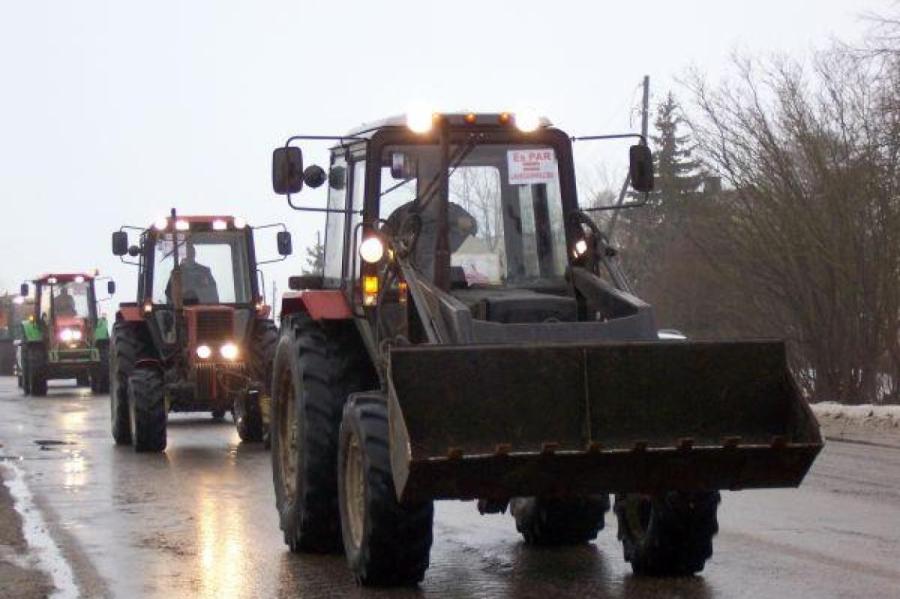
[614,491,720,577]
[110,323,144,445]
[511,495,609,546]
[338,396,433,586]
[271,314,373,554]
[127,367,167,453]
[91,343,110,394]
[28,346,47,397]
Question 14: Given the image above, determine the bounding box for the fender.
[94,317,111,342]
[116,303,143,323]
[21,320,43,343]
[280,290,352,321]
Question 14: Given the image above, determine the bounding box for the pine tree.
[649,92,703,215]
[622,92,704,298]
[302,231,325,275]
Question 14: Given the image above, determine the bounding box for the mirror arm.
[286,194,359,214]
[256,255,288,266]
[572,133,648,145]
[251,222,288,232]
[582,191,650,212]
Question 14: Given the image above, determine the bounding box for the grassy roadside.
[0,466,54,599]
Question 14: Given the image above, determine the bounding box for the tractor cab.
[144,216,259,349]
[273,112,654,342]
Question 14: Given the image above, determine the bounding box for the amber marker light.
[363,276,379,307]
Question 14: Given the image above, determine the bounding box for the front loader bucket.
[387,340,822,503]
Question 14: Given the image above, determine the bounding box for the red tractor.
[266,112,821,585]
[109,212,292,451]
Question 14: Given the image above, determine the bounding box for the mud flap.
[387,340,822,503]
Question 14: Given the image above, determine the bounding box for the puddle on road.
[34,440,75,449]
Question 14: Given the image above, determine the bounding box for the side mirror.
[112,231,129,256]
[629,145,654,193]
[390,152,417,180]
[20,283,29,297]
[272,147,304,195]
[107,280,116,295]
[277,231,293,256]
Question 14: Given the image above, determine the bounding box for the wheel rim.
[624,494,653,540]
[344,432,365,549]
[276,367,299,502]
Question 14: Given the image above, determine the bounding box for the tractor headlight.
[59,329,82,342]
[514,109,541,133]
[196,344,212,359]
[359,236,385,264]
[406,107,435,134]
[572,238,588,258]
[220,342,239,361]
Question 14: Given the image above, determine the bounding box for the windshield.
[40,281,93,321]
[41,281,91,318]
[379,143,568,286]
[151,231,252,304]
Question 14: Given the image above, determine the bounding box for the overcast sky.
[0,0,892,309]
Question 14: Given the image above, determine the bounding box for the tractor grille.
[195,310,233,344]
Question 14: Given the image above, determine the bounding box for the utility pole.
[271,280,277,319]
[606,75,650,238]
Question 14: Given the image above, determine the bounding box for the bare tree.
[683,45,900,404]
[450,167,504,250]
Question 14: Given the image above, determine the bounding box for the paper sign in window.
[507,149,557,185]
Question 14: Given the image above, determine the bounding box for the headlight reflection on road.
[197,484,245,599]
[62,449,85,490]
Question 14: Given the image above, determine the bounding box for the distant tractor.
[109,213,292,451]
[17,273,113,395]
[0,294,26,375]
[267,112,822,585]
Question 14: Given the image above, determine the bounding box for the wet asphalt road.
[1,378,899,598]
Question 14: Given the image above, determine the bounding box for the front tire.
[511,495,609,546]
[234,391,264,442]
[338,396,433,586]
[110,323,143,445]
[270,314,373,554]
[614,491,720,577]
[127,367,167,453]
[28,346,47,396]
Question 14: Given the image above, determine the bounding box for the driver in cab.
[167,243,219,304]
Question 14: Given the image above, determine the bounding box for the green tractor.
[17,273,114,395]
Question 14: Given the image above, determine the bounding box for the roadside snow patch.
[812,402,900,423]
[1,462,78,599]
